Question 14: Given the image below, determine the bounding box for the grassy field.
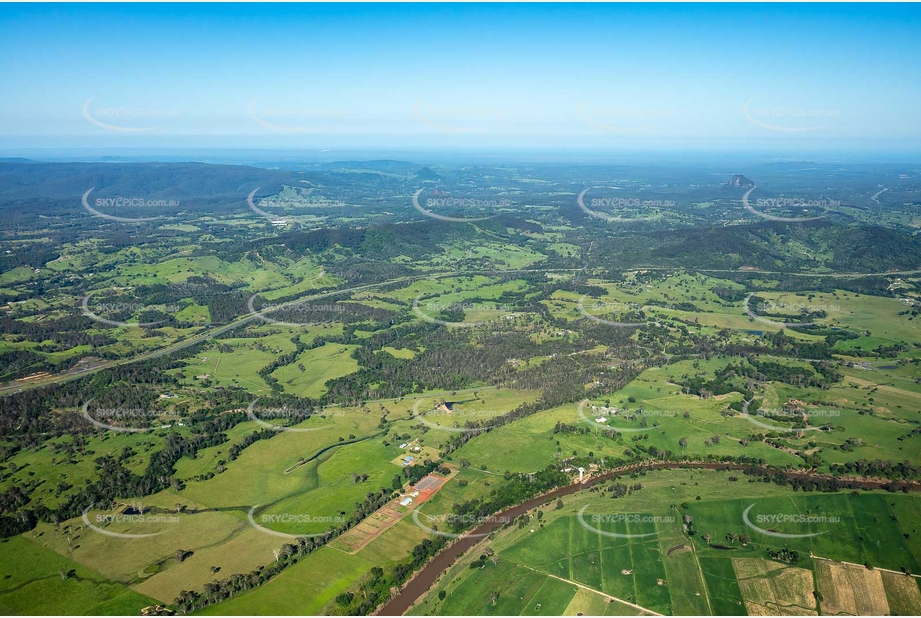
[7,236,921,618]
[0,535,157,615]
[25,404,404,606]
[540,275,921,351]
[380,346,417,359]
[446,371,803,474]
[177,411,389,527]
[272,343,360,398]
[171,329,301,394]
[432,560,578,616]
[172,420,263,480]
[409,388,541,440]
[687,492,921,573]
[256,439,398,536]
[196,547,374,616]
[411,468,921,616]
[0,432,164,510]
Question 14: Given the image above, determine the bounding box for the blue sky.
[0,3,919,155]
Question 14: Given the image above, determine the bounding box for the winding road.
[3,264,919,398]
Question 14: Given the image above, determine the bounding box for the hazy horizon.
[1,3,919,156]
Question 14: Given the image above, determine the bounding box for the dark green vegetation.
[410,469,921,617]
[1,158,920,615]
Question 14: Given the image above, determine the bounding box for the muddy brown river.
[378,461,918,615]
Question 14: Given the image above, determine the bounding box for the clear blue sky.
[0,3,919,155]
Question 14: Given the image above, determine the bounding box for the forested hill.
[0,161,300,220]
[1,160,920,276]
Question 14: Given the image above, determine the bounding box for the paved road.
[3,264,917,397]
[0,274,430,396]
[0,267,582,397]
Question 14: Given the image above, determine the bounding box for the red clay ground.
[329,470,454,554]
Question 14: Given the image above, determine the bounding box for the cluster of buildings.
[399,490,420,507]
[588,403,622,424]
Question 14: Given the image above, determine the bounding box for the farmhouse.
[399,497,413,507]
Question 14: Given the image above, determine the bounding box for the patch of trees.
[342,535,449,614]
[443,358,641,455]
[450,466,570,536]
[173,484,403,613]
[0,314,116,353]
[830,459,921,482]
[323,324,594,407]
[0,353,192,447]
[767,547,799,564]
[0,391,309,536]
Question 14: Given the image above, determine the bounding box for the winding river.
[378,461,919,615]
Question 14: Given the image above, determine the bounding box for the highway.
[2,264,917,397]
